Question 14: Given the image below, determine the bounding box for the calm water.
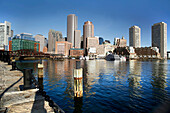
[16,59,170,113]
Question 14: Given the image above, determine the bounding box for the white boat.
[120,56,126,61]
[85,56,89,60]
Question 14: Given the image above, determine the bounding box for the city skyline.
[0,0,170,50]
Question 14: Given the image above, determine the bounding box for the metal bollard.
[8,57,12,65]
[23,68,33,90]
[12,59,16,70]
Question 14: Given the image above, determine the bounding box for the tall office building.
[34,34,45,52]
[74,30,81,48]
[83,21,94,49]
[129,25,141,47]
[67,14,78,47]
[48,29,63,53]
[0,21,11,50]
[152,22,167,58]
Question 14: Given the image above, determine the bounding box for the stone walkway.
[0,61,54,113]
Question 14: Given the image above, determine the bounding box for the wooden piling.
[38,63,43,78]
[74,61,83,97]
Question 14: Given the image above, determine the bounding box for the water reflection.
[129,60,142,88]
[151,60,168,105]
[16,59,170,112]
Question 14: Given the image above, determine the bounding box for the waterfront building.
[12,38,40,52]
[129,25,141,47]
[114,36,127,47]
[13,33,35,41]
[48,29,63,53]
[74,30,81,48]
[34,34,45,52]
[67,14,78,47]
[0,21,11,50]
[86,37,99,56]
[99,37,104,45]
[70,48,84,57]
[114,47,161,59]
[114,38,119,45]
[83,21,94,50]
[55,41,72,57]
[152,22,167,58]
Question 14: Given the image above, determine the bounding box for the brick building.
[70,48,84,57]
[55,41,72,57]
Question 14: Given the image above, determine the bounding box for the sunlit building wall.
[0,21,11,50]
[152,22,167,59]
[129,25,141,47]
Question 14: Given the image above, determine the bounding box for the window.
[7,26,9,35]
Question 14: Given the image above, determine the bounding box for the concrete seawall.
[0,61,54,113]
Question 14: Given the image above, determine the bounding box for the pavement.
[0,61,54,113]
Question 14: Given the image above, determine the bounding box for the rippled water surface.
[16,59,170,113]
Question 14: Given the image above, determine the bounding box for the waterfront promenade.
[0,61,54,113]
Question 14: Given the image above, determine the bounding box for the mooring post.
[1,52,4,61]
[8,57,11,65]
[38,62,44,90]
[3,52,6,62]
[7,52,11,65]
[38,63,44,78]
[74,61,83,97]
[23,68,33,90]
[12,59,16,70]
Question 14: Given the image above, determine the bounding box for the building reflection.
[128,60,142,88]
[151,60,168,102]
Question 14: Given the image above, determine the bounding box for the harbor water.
[16,59,170,113]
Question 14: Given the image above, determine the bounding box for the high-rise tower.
[0,21,11,50]
[129,25,141,47]
[48,29,63,53]
[152,22,167,59]
[83,21,94,49]
[67,14,78,47]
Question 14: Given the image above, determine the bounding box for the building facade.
[0,21,11,50]
[48,29,63,53]
[152,22,167,58]
[67,14,78,47]
[114,36,127,47]
[70,48,84,57]
[12,38,40,52]
[74,30,81,48]
[13,33,35,41]
[34,34,45,52]
[99,37,104,45]
[55,41,72,57]
[129,25,141,47]
[83,21,94,50]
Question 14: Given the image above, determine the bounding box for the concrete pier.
[0,61,54,113]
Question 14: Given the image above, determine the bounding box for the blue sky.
[0,0,170,50]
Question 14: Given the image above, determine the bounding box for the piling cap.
[38,64,44,68]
